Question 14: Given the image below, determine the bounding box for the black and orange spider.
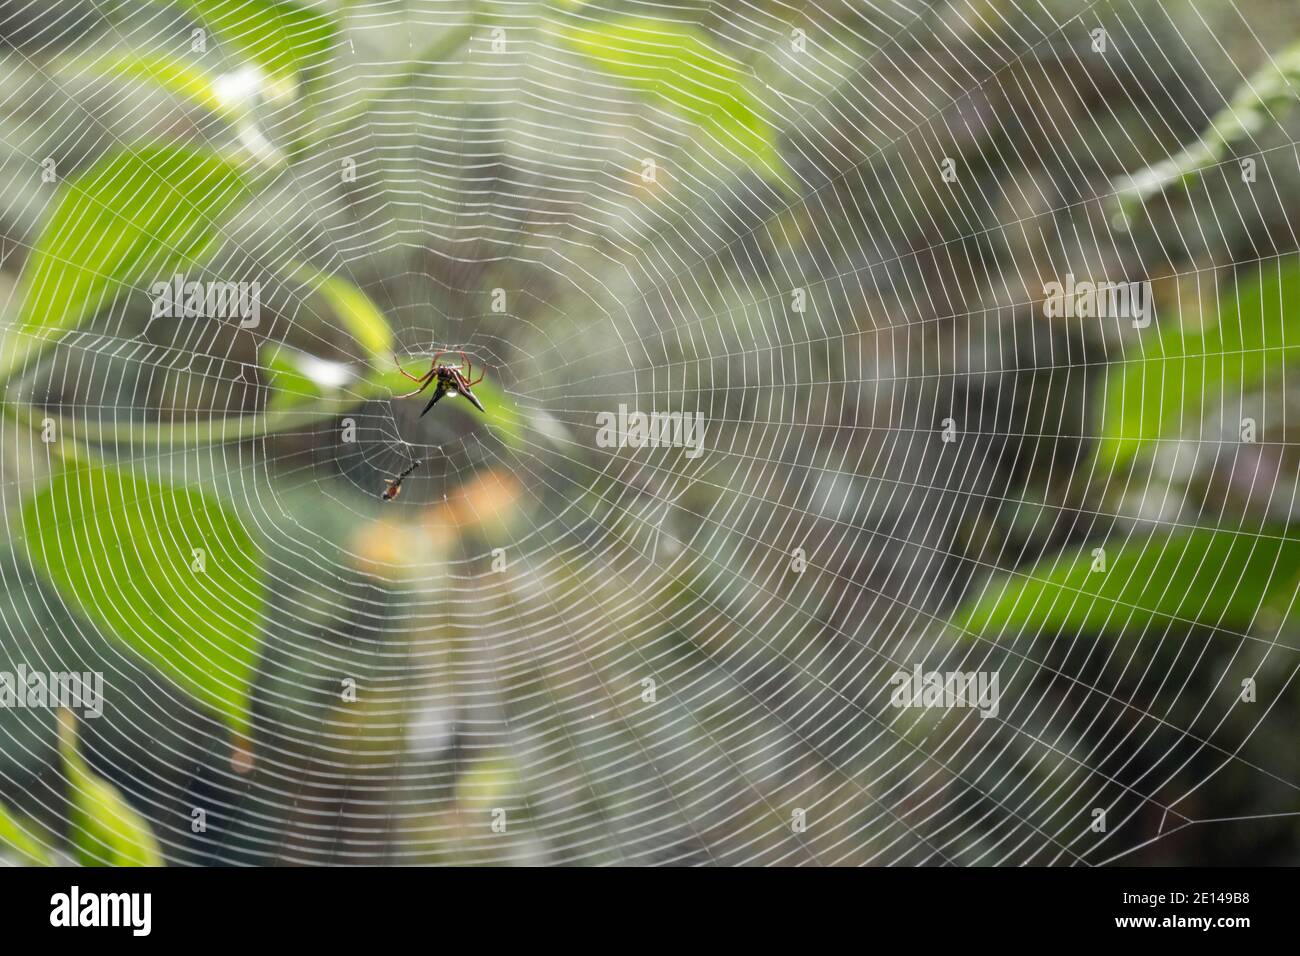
[392,350,487,416]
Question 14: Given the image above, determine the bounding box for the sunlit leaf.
[53,50,292,166]
[291,264,394,359]
[59,710,164,867]
[57,50,243,122]
[0,801,51,866]
[260,345,327,411]
[1094,257,1300,474]
[8,146,253,376]
[24,466,265,740]
[164,0,338,94]
[1113,39,1300,224]
[955,527,1300,638]
[562,17,789,185]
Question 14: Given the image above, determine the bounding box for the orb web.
[0,0,1298,866]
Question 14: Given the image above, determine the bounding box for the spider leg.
[393,352,440,399]
[393,354,429,384]
[458,352,486,386]
[394,380,432,399]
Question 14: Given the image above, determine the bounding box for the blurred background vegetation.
[1,0,1299,865]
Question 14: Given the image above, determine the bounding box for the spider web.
[1,0,1299,866]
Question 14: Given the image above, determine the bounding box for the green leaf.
[52,49,294,166]
[24,466,265,739]
[0,801,51,866]
[562,17,788,185]
[166,0,338,92]
[291,264,394,359]
[1113,39,1300,224]
[59,710,164,867]
[260,345,327,411]
[56,50,245,123]
[955,527,1300,638]
[8,146,253,376]
[1094,257,1300,474]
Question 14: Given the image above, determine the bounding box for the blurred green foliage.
[563,16,792,186]
[24,466,266,741]
[1094,259,1300,475]
[161,0,338,90]
[1,711,163,866]
[957,526,1300,637]
[0,799,51,866]
[10,147,252,366]
[60,710,164,866]
[292,262,394,360]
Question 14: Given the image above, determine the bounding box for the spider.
[392,350,487,416]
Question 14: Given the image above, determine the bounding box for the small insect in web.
[380,459,423,501]
[392,351,487,417]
